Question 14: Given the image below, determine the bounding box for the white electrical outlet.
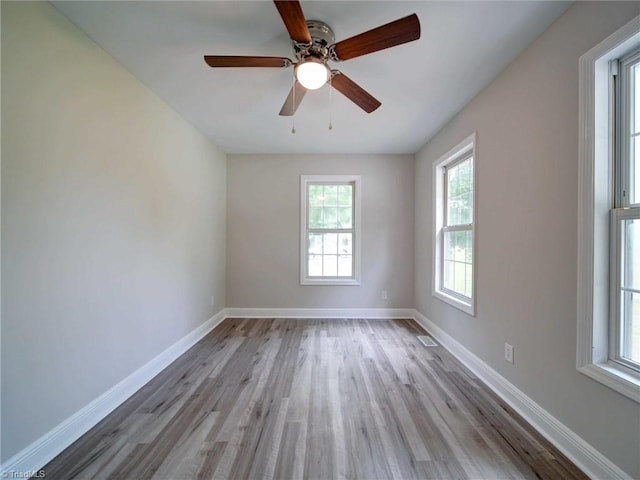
[381,290,388,300]
[504,343,514,364]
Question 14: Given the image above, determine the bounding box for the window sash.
[610,207,640,373]
[441,224,473,301]
[443,152,474,228]
[306,228,355,279]
[615,49,640,208]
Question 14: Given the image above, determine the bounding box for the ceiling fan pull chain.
[328,74,333,131]
[291,76,296,134]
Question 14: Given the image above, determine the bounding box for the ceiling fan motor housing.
[292,20,335,62]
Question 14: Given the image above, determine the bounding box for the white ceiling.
[52,1,571,155]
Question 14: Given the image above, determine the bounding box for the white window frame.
[577,15,640,403]
[433,133,477,316]
[300,175,361,286]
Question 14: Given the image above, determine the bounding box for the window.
[611,48,640,372]
[300,175,361,285]
[433,133,476,315]
[577,16,640,403]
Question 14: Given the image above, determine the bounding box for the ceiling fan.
[204,1,420,116]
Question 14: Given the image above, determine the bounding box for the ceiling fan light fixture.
[295,58,329,90]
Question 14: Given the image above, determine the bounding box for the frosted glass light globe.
[295,60,329,90]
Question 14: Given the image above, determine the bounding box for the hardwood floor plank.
[303,357,335,478]
[195,441,226,480]
[272,421,300,480]
[43,318,588,480]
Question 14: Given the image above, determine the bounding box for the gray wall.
[414,2,640,477]
[227,154,414,309]
[3,0,639,476]
[1,2,227,461]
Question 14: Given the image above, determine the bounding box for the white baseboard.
[225,307,415,319]
[0,309,227,477]
[413,310,632,480]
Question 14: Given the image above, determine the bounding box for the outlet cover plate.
[504,343,514,364]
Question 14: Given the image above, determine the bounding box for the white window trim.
[300,174,361,286]
[577,15,640,403]
[433,133,477,316]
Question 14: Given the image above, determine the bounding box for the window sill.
[578,362,640,404]
[433,289,475,316]
[301,278,361,286]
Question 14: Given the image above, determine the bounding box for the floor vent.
[417,335,438,347]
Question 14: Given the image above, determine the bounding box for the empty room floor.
[43,318,586,479]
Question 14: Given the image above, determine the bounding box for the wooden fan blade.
[279,81,307,116]
[204,56,292,68]
[273,0,312,44]
[331,14,420,61]
[331,71,381,113]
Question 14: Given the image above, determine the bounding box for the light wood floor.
[43,318,586,479]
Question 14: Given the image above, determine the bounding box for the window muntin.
[300,175,361,285]
[433,133,476,315]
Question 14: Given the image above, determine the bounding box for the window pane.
[444,232,454,261]
[460,192,473,224]
[309,185,324,206]
[465,264,473,298]
[454,259,463,296]
[443,233,458,291]
[447,203,456,225]
[324,185,338,206]
[338,255,352,277]
[323,233,338,255]
[622,218,639,290]
[308,255,322,277]
[338,233,352,254]
[338,207,352,228]
[454,231,466,262]
[621,291,640,365]
[446,158,473,226]
[323,207,338,228]
[448,166,458,198]
[443,259,454,291]
[308,233,322,254]
[338,185,353,206]
[323,255,338,276]
[309,207,323,228]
